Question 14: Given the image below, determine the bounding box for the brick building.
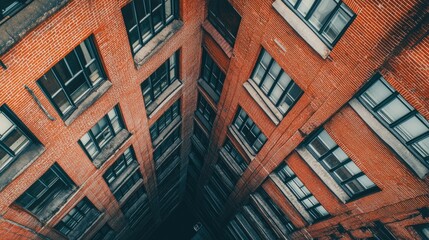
[0,0,428,239]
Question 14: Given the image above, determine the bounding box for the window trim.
[414,224,429,240]
[232,107,267,154]
[0,0,32,24]
[199,49,226,102]
[195,93,217,130]
[149,100,181,146]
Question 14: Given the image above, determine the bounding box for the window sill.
[228,126,257,158]
[155,138,181,170]
[0,0,69,55]
[134,20,184,68]
[349,98,429,178]
[243,79,283,125]
[108,162,140,192]
[195,111,213,132]
[92,129,131,168]
[213,165,235,192]
[117,178,144,205]
[191,134,207,154]
[123,193,150,220]
[69,209,102,240]
[147,80,183,118]
[64,80,112,126]
[198,78,220,104]
[202,20,233,58]
[272,0,330,59]
[0,143,45,191]
[152,117,181,147]
[219,148,245,177]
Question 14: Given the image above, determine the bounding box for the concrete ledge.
[202,20,233,59]
[272,0,330,59]
[198,78,220,104]
[134,20,183,68]
[92,130,131,168]
[228,126,256,158]
[0,0,69,56]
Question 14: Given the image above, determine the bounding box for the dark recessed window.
[0,0,32,23]
[149,100,180,141]
[196,94,216,129]
[15,163,75,221]
[153,127,180,161]
[55,198,100,238]
[232,107,267,153]
[193,123,209,147]
[276,163,329,220]
[415,224,429,240]
[156,148,180,178]
[0,105,35,173]
[208,0,241,46]
[306,129,376,198]
[79,106,125,160]
[141,52,179,107]
[223,139,247,172]
[282,0,355,48]
[201,50,225,100]
[122,0,178,54]
[113,171,143,201]
[358,74,429,169]
[121,186,147,214]
[251,49,303,115]
[37,36,106,118]
[92,224,114,240]
[103,147,138,185]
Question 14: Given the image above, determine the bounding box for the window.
[251,49,303,115]
[149,100,180,141]
[141,52,179,107]
[92,224,114,240]
[156,148,180,180]
[121,187,147,214]
[122,0,178,54]
[358,75,429,169]
[276,163,329,220]
[232,107,267,153]
[79,106,125,160]
[1,0,32,23]
[415,224,429,240]
[0,105,35,173]
[201,50,225,100]
[223,139,248,172]
[37,37,105,118]
[193,123,209,147]
[113,171,142,201]
[15,163,75,220]
[282,0,355,47]
[208,0,241,46]
[153,127,180,161]
[55,198,100,239]
[306,129,376,198]
[196,94,216,129]
[103,147,137,185]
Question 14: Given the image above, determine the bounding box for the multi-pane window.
[196,94,216,128]
[251,49,303,115]
[92,224,114,240]
[153,128,180,161]
[306,129,376,197]
[208,0,241,46]
[257,189,295,233]
[55,198,100,238]
[0,106,33,173]
[15,163,75,220]
[121,0,178,54]
[194,124,209,147]
[141,52,179,107]
[38,37,105,118]
[103,147,137,185]
[121,187,147,214]
[156,148,180,179]
[113,171,142,201]
[1,0,32,22]
[415,224,429,240]
[282,0,355,47]
[358,75,429,168]
[233,108,267,153]
[79,106,124,160]
[201,50,225,100]
[149,100,180,141]
[276,163,329,220]
[223,139,247,172]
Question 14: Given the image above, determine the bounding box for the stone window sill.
[108,162,140,191]
[349,98,429,178]
[272,0,330,59]
[202,20,233,58]
[244,79,283,125]
[0,143,45,191]
[152,117,181,147]
[92,129,131,168]
[228,126,256,158]
[195,111,213,132]
[198,78,220,104]
[134,20,184,68]
[0,0,69,55]
[147,80,183,118]
[65,80,112,126]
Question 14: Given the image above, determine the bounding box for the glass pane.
[378,98,411,124]
[0,148,12,170]
[86,62,101,85]
[165,0,172,20]
[68,74,90,102]
[394,116,428,141]
[315,205,329,216]
[413,137,429,158]
[0,112,13,136]
[122,3,137,29]
[361,79,392,108]
[357,175,375,189]
[253,66,265,85]
[308,130,336,157]
[321,7,351,44]
[140,18,152,42]
[53,91,72,114]
[278,72,292,89]
[3,128,29,153]
[345,179,364,194]
[26,181,46,198]
[322,148,348,169]
[297,0,316,17]
[261,75,275,94]
[261,51,271,67]
[269,84,283,104]
[65,52,81,76]
[39,71,61,96]
[308,0,337,30]
[53,60,71,83]
[152,8,163,31]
